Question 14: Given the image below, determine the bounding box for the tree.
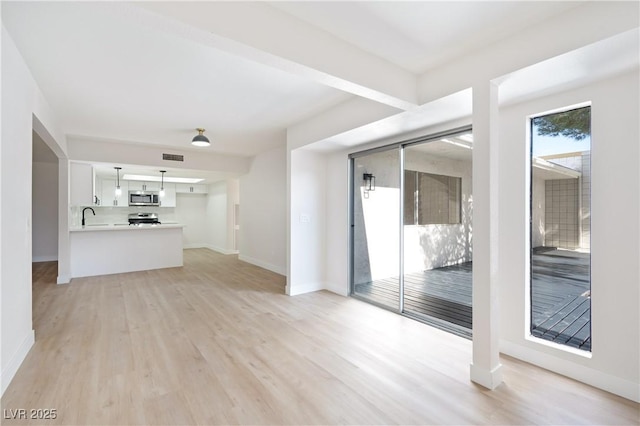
[534,107,590,141]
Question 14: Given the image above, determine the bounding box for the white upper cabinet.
[159,183,176,207]
[70,162,95,206]
[128,181,160,192]
[99,178,127,207]
[175,183,208,194]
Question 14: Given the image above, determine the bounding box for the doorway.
[350,127,474,337]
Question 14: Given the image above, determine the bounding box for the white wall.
[288,148,326,295]
[32,161,59,261]
[239,146,286,275]
[67,138,250,176]
[226,179,240,252]
[324,150,350,296]
[207,181,228,252]
[498,69,640,402]
[175,194,208,248]
[299,70,640,401]
[1,26,67,396]
[204,179,240,255]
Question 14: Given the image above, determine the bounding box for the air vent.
[163,153,184,162]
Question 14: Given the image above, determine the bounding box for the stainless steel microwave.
[128,191,160,206]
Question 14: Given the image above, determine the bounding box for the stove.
[128,212,161,226]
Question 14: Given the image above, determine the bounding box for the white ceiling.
[2,2,350,156]
[270,2,581,74]
[2,1,637,173]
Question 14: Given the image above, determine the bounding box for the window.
[404,170,461,225]
[530,105,591,351]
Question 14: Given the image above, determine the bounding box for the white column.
[470,81,503,389]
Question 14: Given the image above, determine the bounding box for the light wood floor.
[2,249,638,425]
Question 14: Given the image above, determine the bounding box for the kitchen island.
[69,223,184,278]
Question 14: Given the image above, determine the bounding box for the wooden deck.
[354,249,591,350]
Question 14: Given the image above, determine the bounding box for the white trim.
[501,339,640,402]
[470,362,504,390]
[1,330,35,396]
[202,244,239,255]
[324,281,348,297]
[287,281,324,296]
[183,243,207,249]
[238,254,285,276]
[56,274,70,285]
[32,255,58,262]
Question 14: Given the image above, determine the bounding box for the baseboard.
[470,362,504,390]
[183,243,207,249]
[56,274,70,285]
[238,254,285,276]
[203,244,239,255]
[324,281,349,297]
[32,255,57,262]
[501,339,640,402]
[1,330,35,397]
[287,281,324,296]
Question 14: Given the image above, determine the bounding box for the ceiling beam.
[130,2,418,111]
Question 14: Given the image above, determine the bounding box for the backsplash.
[70,205,177,226]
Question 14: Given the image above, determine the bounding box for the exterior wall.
[541,151,591,250]
[352,149,399,283]
[351,148,472,283]
[580,152,591,250]
[404,153,472,273]
[544,178,579,249]
[531,176,546,248]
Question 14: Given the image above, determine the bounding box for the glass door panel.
[402,136,474,337]
[351,149,401,310]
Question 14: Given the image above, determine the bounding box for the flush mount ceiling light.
[191,128,210,147]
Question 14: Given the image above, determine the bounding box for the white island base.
[70,225,184,278]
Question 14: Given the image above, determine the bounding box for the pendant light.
[191,128,210,147]
[159,170,166,197]
[114,167,122,197]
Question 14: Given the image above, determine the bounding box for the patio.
[354,248,591,350]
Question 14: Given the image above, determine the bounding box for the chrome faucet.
[82,207,95,226]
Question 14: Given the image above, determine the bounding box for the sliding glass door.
[402,138,473,336]
[350,128,474,337]
[351,148,401,311]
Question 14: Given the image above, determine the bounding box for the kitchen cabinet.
[70,163,95,206]
[175,183,208,194]
[99,178,126,207]
[70,224,184,278]
[128,181,160,191]
[159,183,176,207]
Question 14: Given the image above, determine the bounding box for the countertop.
[70,222,184,232]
